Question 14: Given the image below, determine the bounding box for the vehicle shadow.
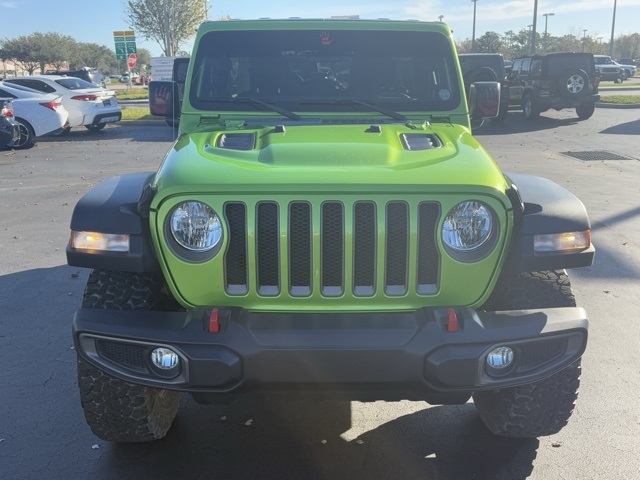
[99,399,538,480]
[37,123,176,145]
[599,119,640,135]
[0,265,538,480]
[475,112,583,136]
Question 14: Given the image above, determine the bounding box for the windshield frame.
[188,28,461,116]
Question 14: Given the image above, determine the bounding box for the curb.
[120,119,166,126]
[596,102,640,109]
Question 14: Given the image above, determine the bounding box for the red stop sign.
[127,53,137,68]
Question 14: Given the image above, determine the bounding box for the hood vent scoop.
[216,133,256,151]
[400,134,442,151]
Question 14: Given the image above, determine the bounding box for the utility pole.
[609,0,617,56]
[531,0,538,53]
[471,0,478,53]
[543,13,554,51]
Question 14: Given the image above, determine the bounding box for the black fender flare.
[66,172,160,272]
[503,173,595,273]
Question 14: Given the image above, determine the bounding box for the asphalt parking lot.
[1,107,639,480]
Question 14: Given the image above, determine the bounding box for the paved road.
[1,107,639,479]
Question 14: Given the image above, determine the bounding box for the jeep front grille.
[224,200,441,298]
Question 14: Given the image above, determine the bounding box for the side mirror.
[148,81,180,118]
[469,81,501,121]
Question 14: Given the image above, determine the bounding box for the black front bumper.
[73,306,588,402]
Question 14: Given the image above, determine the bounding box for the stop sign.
[127,53,137,69]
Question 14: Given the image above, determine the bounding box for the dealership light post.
[543,13,554,51]
[531,0,538,53]
[471,0,478,52]
[609,0,617,56]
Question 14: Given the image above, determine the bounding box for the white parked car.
[4,75,121,132]
[613,61,636,80]
[0,81,69,149]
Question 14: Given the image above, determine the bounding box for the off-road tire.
[522,93,539,121]
[463,66,499,94]
[576,102,595,120]
[14,117,36,149]
[474,270,582,438]
[77,270,181,442]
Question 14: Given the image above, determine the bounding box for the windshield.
[189,29,460,114]
[55,77,100,90]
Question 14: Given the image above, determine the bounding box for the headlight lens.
[443,201,493,251]
[170,201,222,252]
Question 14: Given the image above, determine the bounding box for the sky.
[2,0,640,58]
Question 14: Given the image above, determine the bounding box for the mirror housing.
[469,81,501,121]
[148,81,180,118]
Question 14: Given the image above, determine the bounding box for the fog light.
[486,346,514,369]
[151,348,180,370]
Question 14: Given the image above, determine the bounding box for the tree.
[475,32,503,53]
[126,0,207,56]
[0,34,42,74]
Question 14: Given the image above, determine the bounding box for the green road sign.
[114,30,136,61]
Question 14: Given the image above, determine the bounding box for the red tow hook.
[208,308,220,333]
[446,308,459,333]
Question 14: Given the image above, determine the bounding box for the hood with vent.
[153,123,508,198]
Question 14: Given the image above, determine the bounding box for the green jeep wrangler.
[67,19,594,442]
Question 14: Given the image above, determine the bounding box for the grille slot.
[518,338,568,370]
[224,203,248,294]
[417,202,441,294]
[289,202,312,296]
[97,340,147,372]
[321,202,345,297]
[257,202,280,296]
[224,199,440,299]
[385,202,409,295]
[353,202,377,296]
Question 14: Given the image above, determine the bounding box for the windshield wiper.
[300,99,408,122]
[229,97,302,120]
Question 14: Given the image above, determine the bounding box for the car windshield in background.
[189,29,460,113]
[55,78,100,90]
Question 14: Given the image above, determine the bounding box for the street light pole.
[471,0,478,52]
[531,0,538,53]
[609,0,617,56]
[543,13,554,51]
[582,29,588,52]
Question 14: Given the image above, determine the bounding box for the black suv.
[508,53,600,121]
[458,53,510,122]
[46,67,106,87]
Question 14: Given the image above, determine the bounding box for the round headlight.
[443,201,493,251]
[171,201,222,252]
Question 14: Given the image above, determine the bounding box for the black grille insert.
[97,340,147,373]
[321,202,344,296]
[417,202,440,294]
[385,202,409,295]
[257,202,280,295]
[225,203,248,295]
[353,202,377,296]
[289,202,312,296]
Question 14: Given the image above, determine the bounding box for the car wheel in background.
[85,124,106,132]
[14,118,36,149]
[576,102,596,120]
[522,94,539,121]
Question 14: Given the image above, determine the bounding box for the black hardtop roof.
[513,52,593,60]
